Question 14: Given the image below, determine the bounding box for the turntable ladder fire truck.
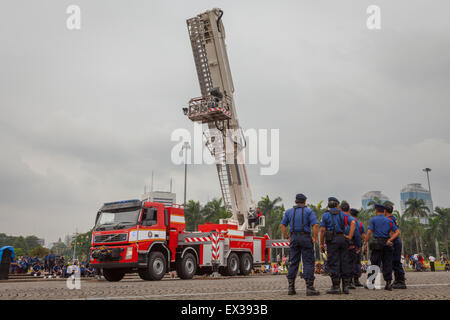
[89,9,289,282]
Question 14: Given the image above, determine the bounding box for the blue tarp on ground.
[0,246,15,264]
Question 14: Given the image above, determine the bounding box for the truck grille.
[94,233,127,243]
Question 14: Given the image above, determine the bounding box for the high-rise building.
[361,191,390,210]
[400,183,432,223]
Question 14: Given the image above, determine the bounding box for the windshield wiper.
[95,222,116,231]
[113,221,135,229]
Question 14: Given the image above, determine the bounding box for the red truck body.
[90,200,288,281]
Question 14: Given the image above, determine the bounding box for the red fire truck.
[90,199,287,281]
[90,9,290,281]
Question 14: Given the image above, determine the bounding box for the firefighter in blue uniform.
[349,208,365,288]
[281,193,320,296]
[319,197,356,294]
[363,204,400,291]
[384,203,407,289]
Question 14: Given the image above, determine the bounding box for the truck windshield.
[95,208,141,231]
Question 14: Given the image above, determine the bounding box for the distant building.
[37,238,45,247]
[400,183,432,223]
[64,234,76,247]
[141,191,176,207]
[361,191,390,210]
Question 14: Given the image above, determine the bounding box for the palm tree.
[404,199,430,219]
[307,201,327,259]
[404,198,430,253]
[257,196,282,238]
[426,215,442,258]
[307,201,327,222]
[357,208,373,231]
[401,217,423,254]
[432,207,449,256]
[201,198,231,224]
[184,200,203,231]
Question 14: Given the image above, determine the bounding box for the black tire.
[142,251,167,281]
[239,253,253,276]
[103,269,125,282]
[196,267,212,275]
[138,269,152,281]
[176,252,197,280]
[226,252,240,276]
[218,266,228,276]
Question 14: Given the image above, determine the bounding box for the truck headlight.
[125,247,133,260]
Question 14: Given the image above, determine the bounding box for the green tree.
[51,240,69,256]
[257,196,282,238]
[307,201,327,222]
[184,200,204,231]
[201,198,231,224]
[432,207,449,256]
[404,198,430,253]
[30,246,50,257]
[71,231,92,261]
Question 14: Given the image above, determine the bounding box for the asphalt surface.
[0,271,449,300]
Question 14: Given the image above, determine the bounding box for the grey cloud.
[0,0,449,243]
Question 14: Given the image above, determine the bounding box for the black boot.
[354,277,363,287]
[326,277,341,294]
[288,278,296,295]
[306,279,320,296]
[384,280,393,291]
[348,278,356,289]
[342,278,350,294]
[392,276,407,289]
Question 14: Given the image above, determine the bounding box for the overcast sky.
[1,0,449,245]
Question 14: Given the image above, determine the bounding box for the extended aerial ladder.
[184,8,264,233]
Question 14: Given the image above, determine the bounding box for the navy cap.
[350,208,359,216]
[374,204,385,211]
[328,197,339,203]
[296,193,307,202]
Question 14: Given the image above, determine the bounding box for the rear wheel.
[103,269,125,282]
[239,253,253,276]
[226,252,240,276]
[177,252,197,279]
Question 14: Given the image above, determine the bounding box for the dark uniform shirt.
[352,219,366,248]
[386,214,401,243]
[281,205,318,232]
[320,208,354,235]
[368,215,398,238]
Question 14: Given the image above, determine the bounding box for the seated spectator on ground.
[52,264,62,277]
[86,265,95,277]
[272,263,279,275]
[31,262,42,277]
[80,264,86,277]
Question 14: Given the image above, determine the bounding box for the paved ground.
[0,271,449,300]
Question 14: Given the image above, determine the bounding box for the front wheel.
[143,251,167,281]
[138,269,152,281]
[103,269,125,282]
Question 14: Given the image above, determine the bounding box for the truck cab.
[90,199,185,281]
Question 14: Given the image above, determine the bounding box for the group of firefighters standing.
[280,193,407,296]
